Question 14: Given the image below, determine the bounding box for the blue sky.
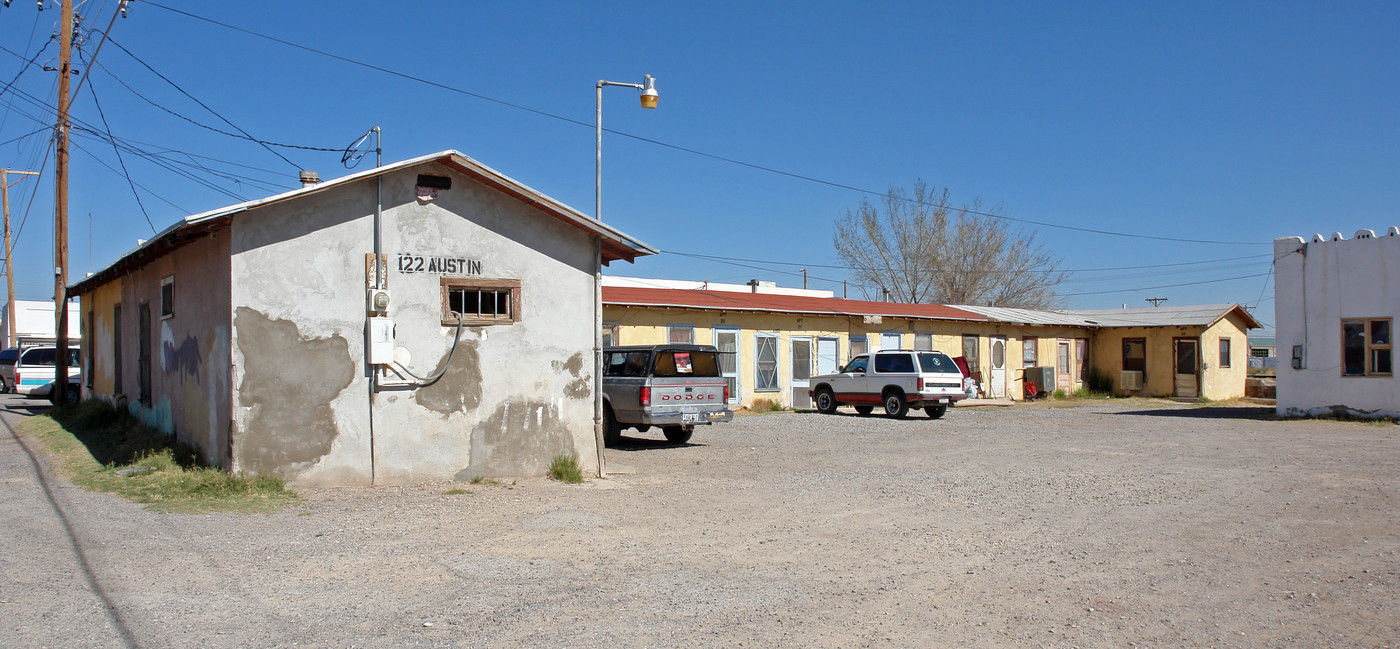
[1,1,1397,334]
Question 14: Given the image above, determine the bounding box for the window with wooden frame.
[1122,338,1146,373]
[1342,318,1392,377]
[962,334,979,364]
[160,275,175,319]
[914,333,933,351]
[1023,336,1038,368]
[668,325,695,344]
[1218,338,1232,368]
[849,335,868,359]
[441,278,521,326]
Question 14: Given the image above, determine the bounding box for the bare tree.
[833,181,1066,309]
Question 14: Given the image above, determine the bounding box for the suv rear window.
[918,352,959,374]
[874,353,915,373]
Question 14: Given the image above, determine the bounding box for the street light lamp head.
[640,74,658,109]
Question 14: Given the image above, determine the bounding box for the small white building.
[0,299,82,349]
[1274,227,1399,418]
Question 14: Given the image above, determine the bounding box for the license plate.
[682,412,700,423]
[939,398,948,404]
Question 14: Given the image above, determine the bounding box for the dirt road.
[2,396,1397,648]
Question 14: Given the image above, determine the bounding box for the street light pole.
[595,74,657,222]
[592,74,657,479]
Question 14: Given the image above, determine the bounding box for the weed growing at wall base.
[548,454,584,484]
[19,400,296,514]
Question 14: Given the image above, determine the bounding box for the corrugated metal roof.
[71,150,657,295]
[948,305,1100,327]
[603,287,987,322]
[1070,304,1262,329]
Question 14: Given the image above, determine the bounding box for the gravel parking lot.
[3,396,1398,648]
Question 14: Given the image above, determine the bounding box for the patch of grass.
[1050,389,1067,399]
[19,400,296,514]
[443,488,473,495]
[548,454,584,484]
[468,475,503,486]
[744,398,785,413]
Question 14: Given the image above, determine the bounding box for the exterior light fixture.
[596,74,659,222]
[640,74,659,109]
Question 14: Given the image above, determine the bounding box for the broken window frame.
[440,278,521,326]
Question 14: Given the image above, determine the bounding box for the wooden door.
[1174,338,1199,399]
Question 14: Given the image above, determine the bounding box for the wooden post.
[2,169,40,349]
[53,0,73,405]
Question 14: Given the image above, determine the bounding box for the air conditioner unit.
[1120,370,1143,391]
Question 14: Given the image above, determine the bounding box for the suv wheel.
[882,390,909,418]
[926,404,947,419]
[814,387,837,414]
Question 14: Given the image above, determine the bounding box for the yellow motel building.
[602,278,1261,409]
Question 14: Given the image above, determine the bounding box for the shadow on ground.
[605,436,704,452]
[1113,406,1275,421]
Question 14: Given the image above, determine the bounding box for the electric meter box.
[368,317,394,365]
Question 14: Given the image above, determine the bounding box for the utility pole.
[1145,297,1168,307]
[53,0,73,405]
[801,268,807,290]
[2,169,40,349]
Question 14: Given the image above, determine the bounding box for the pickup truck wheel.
[925,404,947,419]
[662,426,693,444]
[814,387,838,414]
[603,406,622,446]
[854,405,874,416]
[0,377,8,393]
[882,390,909,418]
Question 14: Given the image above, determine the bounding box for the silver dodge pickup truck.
[602,345,733,445]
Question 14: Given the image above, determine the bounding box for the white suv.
[809,349,966,419]
[15,346,81,397]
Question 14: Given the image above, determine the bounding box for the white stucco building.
[1274,227,1398,418]
[70,150,655,485]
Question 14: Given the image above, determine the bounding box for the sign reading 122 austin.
[396,253,482,276]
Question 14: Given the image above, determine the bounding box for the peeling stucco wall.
[229,162,600,485]
[78,231,233,466]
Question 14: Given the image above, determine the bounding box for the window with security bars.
[441,278,521,325]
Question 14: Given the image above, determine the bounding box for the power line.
[662,249,1275,275]
[1059,272,1271,297]
[102,34,305,170]
[141,1,1267,247]
[92,58,343,153]
[79,53,154,231]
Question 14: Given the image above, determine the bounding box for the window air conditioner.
[1120,370,1143,391]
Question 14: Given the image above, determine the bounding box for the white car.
[809,350,967,419]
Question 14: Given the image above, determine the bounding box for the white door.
[714,328,739,405]
[817,337,839,375]
[791,337,813,409]
[989,336,1007,398]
